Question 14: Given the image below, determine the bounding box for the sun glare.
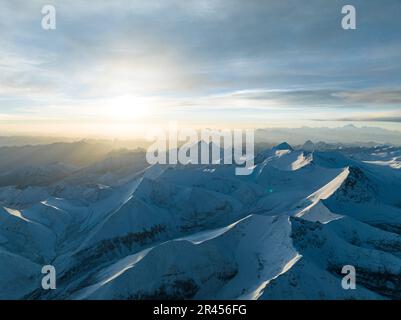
[106,95,153,121]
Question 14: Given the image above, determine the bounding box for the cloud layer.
[0,0,401,136]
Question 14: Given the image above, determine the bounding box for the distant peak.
[302,140,315,152]
[273,142,294,151]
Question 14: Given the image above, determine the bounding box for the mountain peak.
[302,140,315,152]
[273,142,294,151]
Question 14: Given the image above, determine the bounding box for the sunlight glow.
[103,95,154,121]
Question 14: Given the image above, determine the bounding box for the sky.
[0,0,401,138]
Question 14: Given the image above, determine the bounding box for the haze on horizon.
[1,0,401,139]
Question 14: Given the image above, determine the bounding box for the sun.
[106,94,152,121]
[88,94,162,138]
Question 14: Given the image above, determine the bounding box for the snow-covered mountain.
[1,141,401,300]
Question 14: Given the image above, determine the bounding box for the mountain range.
[0,139,401,299]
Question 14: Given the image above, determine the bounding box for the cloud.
[186,88,401,110]
[323,116,401,123]
[0,0,401,134]
[333,89,401,104]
